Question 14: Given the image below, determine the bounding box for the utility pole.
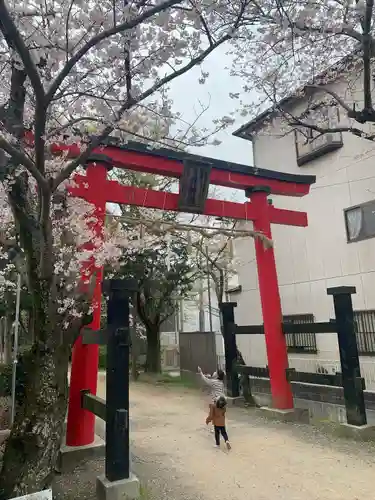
[198,252,205,332]
[206,245,213,333]
[179,298,184,333]
[225,271,229,302]
[10,273,21,426]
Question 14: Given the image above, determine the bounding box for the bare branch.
[189,0,214,46]
[289,116,375,141]
[280,17,365,47]
[304,84,353,114]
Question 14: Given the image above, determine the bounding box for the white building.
[230,62,375,389]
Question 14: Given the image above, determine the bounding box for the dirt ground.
[95,380,375,500]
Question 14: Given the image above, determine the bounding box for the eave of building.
[232,50,361,143]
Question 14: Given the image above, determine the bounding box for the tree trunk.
[0,343,70,498]
[131,348,139,381]
[145,326,161,373]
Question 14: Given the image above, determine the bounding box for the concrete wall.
[250,377,375,425]
[231,72,375,389]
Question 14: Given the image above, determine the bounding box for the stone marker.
[13,490,52,500]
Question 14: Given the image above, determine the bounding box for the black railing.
[354,310,375,355]
[221,286,368,426]
[236,365,269,378]
[81,390,106,421]
[286,368,346,387]
[283,314,317,353]
[235,366,365,389]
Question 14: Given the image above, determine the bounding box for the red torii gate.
[50,139,315,446]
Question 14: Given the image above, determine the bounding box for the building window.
[354,310,375,355]
[294,106,343,166]
[344,200,375,243]
[283,314,317,353]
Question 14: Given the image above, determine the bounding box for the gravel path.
[97,380,375,500]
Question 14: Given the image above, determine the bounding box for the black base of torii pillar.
[328,286,367,426]
[219,302,240,398]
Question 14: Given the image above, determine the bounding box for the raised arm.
[197,366,214,387]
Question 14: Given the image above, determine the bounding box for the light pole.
[0,275,4,364]
[205,245,213,333]
[10,272,21,426]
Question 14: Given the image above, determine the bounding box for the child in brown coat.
[206,395,231,450]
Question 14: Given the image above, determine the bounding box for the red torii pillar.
[65,158,309,443]
[247,186,294,410]
[66,163,107,446]
[23,131,312,441]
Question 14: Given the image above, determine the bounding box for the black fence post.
[105,279,133,482]
[220,302,240,398]
[327,286,367,426]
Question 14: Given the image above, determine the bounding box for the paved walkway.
[97,380,375,500]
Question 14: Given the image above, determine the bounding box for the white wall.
[232,77,375,387]
[180,289,221,333]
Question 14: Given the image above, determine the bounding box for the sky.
[168,45,254,167]
[167,45,257,204]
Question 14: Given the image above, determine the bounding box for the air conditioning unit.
[316,362,340,375]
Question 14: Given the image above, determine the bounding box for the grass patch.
[139,484,151,500]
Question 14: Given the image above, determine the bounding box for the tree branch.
[189,0,214,46]
[286,18,365,46]
[0,0,45,102]
[289,117,375,141]
[304,84,353,114]
[0,0,48,175]
[136,290,155,332]
[0,136,48,187]
[52,32,233,189]
[45,0,183,103]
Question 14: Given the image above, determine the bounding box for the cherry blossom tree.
[116,239,194,372]
[0,0,259,494]
[233,0,375,141]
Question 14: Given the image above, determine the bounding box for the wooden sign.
[178,159,211,214]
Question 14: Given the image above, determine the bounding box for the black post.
[327,286,367,426]
[105,279,132,481]
[220,302,240,398]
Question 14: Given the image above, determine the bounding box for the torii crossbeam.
[45,138,315,447]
